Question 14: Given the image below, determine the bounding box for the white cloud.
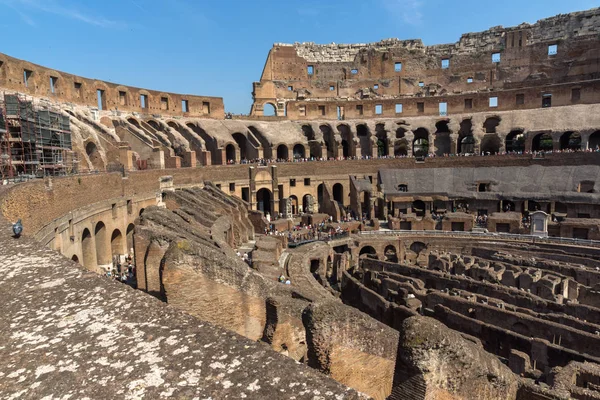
[381,0,424,25]
[0,0,127,28]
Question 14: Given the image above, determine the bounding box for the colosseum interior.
[1,6,600,400]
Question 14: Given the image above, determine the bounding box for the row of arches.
[79,222,135,270]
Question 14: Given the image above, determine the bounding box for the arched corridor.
[532,133,553,152]
[111,229,124,256]
[277,144,289,160]
[225,144,237,163]
[333,183,344,204]
[256,188,273,215]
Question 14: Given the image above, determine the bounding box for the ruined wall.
[0,52,224,118]
[252,8,600,120]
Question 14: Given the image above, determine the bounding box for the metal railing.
[359,229,600,248]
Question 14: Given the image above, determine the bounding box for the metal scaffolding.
[0,93,74,178]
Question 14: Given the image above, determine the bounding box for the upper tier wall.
[0,52,224,118]
[251,7,600,119]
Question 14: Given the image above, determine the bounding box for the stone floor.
[0,216,363,399]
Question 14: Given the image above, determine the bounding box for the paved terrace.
[0,216,363,400]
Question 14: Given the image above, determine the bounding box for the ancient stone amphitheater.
[2,7,600,400]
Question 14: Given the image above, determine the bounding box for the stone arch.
[338,124,354,158]
[483,116,501,134]
[320,125,336,159]
[225,143,236,163]
[276,144,289,160]
[302,124,315,141]
[434,120,451,156]
[532,132,553,152]
[396,127,407,139]
[81,228,95,269]
[384,245,398,263]
[409,241,427,256]
[458,119,474,154]
[590,131,600,150]
[127,117,141,128]
[356,124,372,158]
[71,255,79,263]
[256,188,272,215]
[511,322,530,336]
[94,221,110,266]
[560,131,581,150]
[139,208,145,217]
[293,143,305,159]
[333,183,344,204]
[506,130,525,153]
[375,123,389,157]
[186,123,220,162]
[85,141,104,170]
[412,200,426,217]
[413,128,429,157]
[263,102,277,117]
[359,245,377,258]
[232,132,250,161]
[126,223,135,253]
[289,195,299,215]
[480,134,501,154]
[111,229,124,256]
[148,119,161,130]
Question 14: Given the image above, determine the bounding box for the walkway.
[0,216,362,399]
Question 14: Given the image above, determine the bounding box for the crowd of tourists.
[223,146,600,166]
[106,254,137,287]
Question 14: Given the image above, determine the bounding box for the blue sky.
[0,0,597,114]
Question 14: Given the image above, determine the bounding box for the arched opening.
[289,195,299,215]
[85,141,104,170]
[412,200,426,217]
[302,194,314,214]
[225,143,236,163]
[560,131,581,150]
[81,228,95,269]
[532,132,553,152]
[528,200,541,212]
[71,255,79,263]
[511,322,530,336]
[302,125,315,141]
[148,120,161,130]
[276,144,289,160]
[434,120,451,156]
[506,130,525,153]
[263,103,277,117]
[590,131,600,150]
[126,223,135,254]
[232,133,249,161]
[94,222,109,266]
[409,241,427,256]
[384,245,398,263]
[357,124,372,158]
[375,124,388,157]
[396,127,407,139]
[127,117,141,128]
[186,123,219,163]
[333,183,344,204]
[111,229,124,257]
[413,128,429,157]
[359,246,377,259]
[139,208,145,217]
[320,125,336,159]
[256,188,272,216]
[394,140,408,156]
[503,201,515,212]
[292,144,305,159]
[483,117,500,134]
[338,124,354,158]
[480,134,501,154]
